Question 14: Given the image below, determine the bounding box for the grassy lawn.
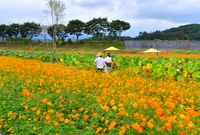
[0,41,200,54]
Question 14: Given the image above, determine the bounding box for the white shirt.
[94,57,105,68]
[104,56,112,63]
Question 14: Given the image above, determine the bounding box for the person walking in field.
[104,52,112,72]
[94,53,105,71]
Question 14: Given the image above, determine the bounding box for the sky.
[1,0,200,38]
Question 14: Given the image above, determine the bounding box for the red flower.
[179,131,186,135]
[28,46,33,51]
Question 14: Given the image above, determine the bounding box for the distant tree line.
[134,24,200,40]
[0,17,131,42]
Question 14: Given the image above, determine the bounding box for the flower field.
[0,51,200,135]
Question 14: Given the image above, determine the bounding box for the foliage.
[20,22,41,40]
[47,24,68,41]
[0,50,199,82]
[0,24,7,41]
[85,17,109,42]
[109,20,131,41]
[67,19,85,42]
[135,23,200,40]
[0,56,200,135]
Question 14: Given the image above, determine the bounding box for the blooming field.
[0,56,200,135]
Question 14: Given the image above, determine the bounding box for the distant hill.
[134,23,200,40]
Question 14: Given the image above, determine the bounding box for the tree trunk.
[52,28,57,62]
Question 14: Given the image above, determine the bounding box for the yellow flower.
[110,99,115,106]
[79,107,84,112]
[112,106,117,111]
[179,114,185,119]
[64,119,70,124]
[47,101,52,106]
[32,107,37,111]
[188,122,194,128]
[8,127,13,132]
[36,109,40,115]
[33,127,37,131]
[96,127,103,133]
[132,102,138,109]
[7,111,13,117]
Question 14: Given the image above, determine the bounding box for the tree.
[109,20,130,41]
[85,17,108,42]
[47,24,68,41]
[44,0,66,61]
[67,19,85,42]
[57,24,68,41]
[7,23,20,39]
[20,22,41,40]
[0,24,8,42]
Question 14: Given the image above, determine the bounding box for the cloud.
[0,0,200,37]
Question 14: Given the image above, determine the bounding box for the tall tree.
[8,23,20,38]
[48,24,68,41]
[20,22,41,40]
[57,24,68,41]
[109,20,130,41]
[85,17,108,42]
[44,0,66,61]
[0,24,8,42]
[67,19,85,42]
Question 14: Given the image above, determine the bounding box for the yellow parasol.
[105,46,119,51]
[144,48,161,56]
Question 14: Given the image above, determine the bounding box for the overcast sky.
[1,0,200,37]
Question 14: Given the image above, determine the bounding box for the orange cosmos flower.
[36,109,40,115]
[132,102,138,109]
[64,119,70,124]
[163,122,172,130]
[46,114,51,121]
[79,107,84,112]
[90,124,96,128]
[179,131,186,135]
[70,121,75,124]
[96,127,103,133]
[184,116,190,124]
[42,98,48,104]
[47,101,52,106]
[59,96,63,100]
[54,121,59,126]
[8,127,13,132]
[56,89,61,94]
[110,99,115,106]
[7,111,13,117]
[132,122,141,130]
[93,112,98,117]
[147,122,154,129]
[83,115,89,120]
[59,117,64,122]
[109,121,117,130]
[156,108,164,117]
[48,109,54,114]
[32,107,37,111]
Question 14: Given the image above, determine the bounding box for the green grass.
[0,41,200,54]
